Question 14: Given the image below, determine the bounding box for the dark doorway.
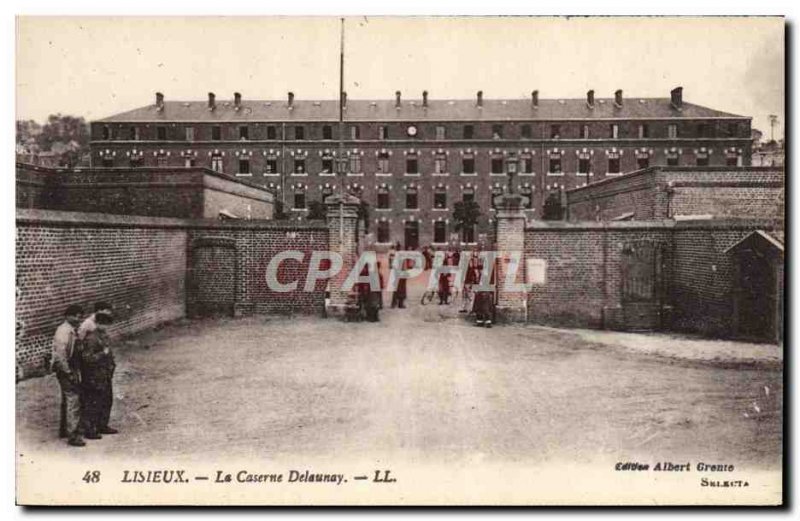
[404,221,419,250]
[735,251,776,340]
[728,232,783,343]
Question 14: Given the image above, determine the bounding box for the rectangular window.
[294,126,304,140]
[581,125,590,139]
[294,158,306,174]
[406,157,418,174]
[130,126,139,140]
[491,157,504,174]
[638,124,649,139]
[462,156,475,174]
[696,155,709,167]
[611,124,619,139]
[211,126,221,141]
[578,157,591,174]
[293,192,306,210]
[267,126,277,140]
[184,157,196,168]
[156,155,168,167]
[521,124,532,139]
[185,127,195,141]
[350,126,360,140]
[463,125,474,139]
[321,156,334,174]
[377,189,390,209]
[697,123,707,138]
[239,126,249,140]
[265,159,278,174]
[434,189,447,209]
[349,155,361,173]
[462,188,475,203]
[406,188,418,209]
[521,156,533,174]
[238,159,250,174]
[322,125,332,140]
[378,152,390,173]
[549,157,562,174]
[102,126,110,140]
[377,221,390,243]
[726,155,739,167]
[434,221,447,243]
[668,124,678,139]
[102,158,114,168]
[550,125,561,139]
[727,123,738,137]
[157,126,167,140]
[666,153,679,166]
[211,155,223,173]
[435,126,446,140]
[492,124,503,139]
[637,157,649,169]
[378,126,389,140]
[608,157,620,174]
[434,154,447,174]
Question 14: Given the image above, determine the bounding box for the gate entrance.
[620,239,667,330]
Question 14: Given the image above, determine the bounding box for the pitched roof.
[97,97,748,123]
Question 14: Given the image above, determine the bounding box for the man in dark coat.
[473,254,496,328]
[80,312,117,439]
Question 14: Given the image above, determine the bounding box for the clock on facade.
[406,125,418,137]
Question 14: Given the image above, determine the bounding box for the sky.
[15,16,785,139]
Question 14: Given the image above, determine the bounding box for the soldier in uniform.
[51,304,85,447]
[80,312,118,439]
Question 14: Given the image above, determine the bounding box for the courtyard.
[16,285,783,473]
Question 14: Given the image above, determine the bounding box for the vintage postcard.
[14,15,784,506]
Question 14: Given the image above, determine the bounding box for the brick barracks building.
[90,87,752,249]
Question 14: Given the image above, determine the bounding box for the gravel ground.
[16,284,783,471]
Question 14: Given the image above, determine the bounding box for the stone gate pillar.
[325,193,361,317]
[494,191,528,322]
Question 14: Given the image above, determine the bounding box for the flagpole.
[338,17,345,245]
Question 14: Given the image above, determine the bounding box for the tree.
[273,200,288,220]
[542,192,564,220]
[358,201,370,233]
[307,200,327,220]
[452,200,481,242]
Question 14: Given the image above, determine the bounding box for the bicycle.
[420,280,459,306]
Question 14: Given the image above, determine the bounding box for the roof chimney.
[586,89,595,109]
[234,92,242,111]
[531,90,539,108]
[422,90,428,108]
[208,92,216,111]
[670,86,683,110]
[476,90,483,108]
[155,92,164,111]
[614,89,623,108]
[287,91,295,108]
[395,90,402,108]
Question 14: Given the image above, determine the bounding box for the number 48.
[82,470,101,483]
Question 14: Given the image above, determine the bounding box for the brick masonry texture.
[566,166,784,222]
[523,219,782,336]
[16,209,330,379]
[16,210,188,378]
[16,163,274,220]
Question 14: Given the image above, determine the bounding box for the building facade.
[90,87,752,248]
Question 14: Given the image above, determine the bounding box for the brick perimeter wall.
[567,167,784,222]
[523,219,781,337]
[524,222,673,328]
[16,211,188,378]
[187,221,329,316]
